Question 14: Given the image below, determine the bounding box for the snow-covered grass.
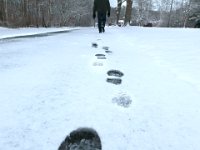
[0,26,200,150]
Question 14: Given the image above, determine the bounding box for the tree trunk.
[124,0,133,25]
[116,0,122,24]
[36,0,39,27]
[1,0,8,24]
[183,0,191,28]
[138,0,144,26]
[23,0,29,26]
[48,0,52,27]
[167,0,174,27]
[0,0,4,21]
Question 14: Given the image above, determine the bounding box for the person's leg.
[97,12,102,33]
[102,13,107,32]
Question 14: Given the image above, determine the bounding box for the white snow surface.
[0,26,200,150]
[0,27,76,39]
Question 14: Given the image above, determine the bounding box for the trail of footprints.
[92,41,132,108]
[57,41,132,150]
[92,42,124,85]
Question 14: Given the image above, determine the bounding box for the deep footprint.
[95,54,106,59]
[58,128,102,150]
[95,54,105,57]
[106,78,122,85]
[102,46,109,50]
[105,50,112,54]
[107,70,124,77]
[92,43,98,48]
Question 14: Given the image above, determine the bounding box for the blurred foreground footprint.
[58,127,102,150]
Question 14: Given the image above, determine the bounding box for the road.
[0,27,200,150]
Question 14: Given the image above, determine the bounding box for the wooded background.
[0,0,199,28]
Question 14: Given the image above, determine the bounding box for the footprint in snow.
[93,62,103,66]
[95,54,106,59]
[58,127,102,150]
[106,78,122,85]
[107,70,124,77]
[102,46,112,54]
[92,42,98,48]
[105,50,112,54]
[112,94,132,108]
[106,70,124,85]
[102,46,109,50]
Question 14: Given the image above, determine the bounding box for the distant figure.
[93,0,111,33]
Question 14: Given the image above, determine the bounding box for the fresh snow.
[0,27,76,39]
[0,26,200,150]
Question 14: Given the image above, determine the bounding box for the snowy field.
[0,26,200,150]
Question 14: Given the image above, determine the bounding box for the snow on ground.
[0,27,76,39]
[0,26,200,150]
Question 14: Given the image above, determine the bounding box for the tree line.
[0,0,199,28]
[0,0,93,27]
[116,0,200,27]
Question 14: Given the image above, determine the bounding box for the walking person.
[93,0,111,33]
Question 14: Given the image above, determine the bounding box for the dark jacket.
[93,0,111,14]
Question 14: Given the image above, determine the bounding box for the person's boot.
[98,27,102,33]
[102,27,105,33]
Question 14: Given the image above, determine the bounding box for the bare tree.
[183,0,192,27]
[0,0,8,24]
[124,0,133,25]
[116,0,123,24]
[167,0,174,27]
[137,0,152,25]
[22,0,29,26]
[0,0,5,23]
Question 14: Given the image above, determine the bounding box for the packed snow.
[0,26,200,150]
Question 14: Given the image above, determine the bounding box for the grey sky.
[109,0,127,7]
[110,0,117,7]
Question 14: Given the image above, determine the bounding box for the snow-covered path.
[0,27,200,150]
[0,27,76,40]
